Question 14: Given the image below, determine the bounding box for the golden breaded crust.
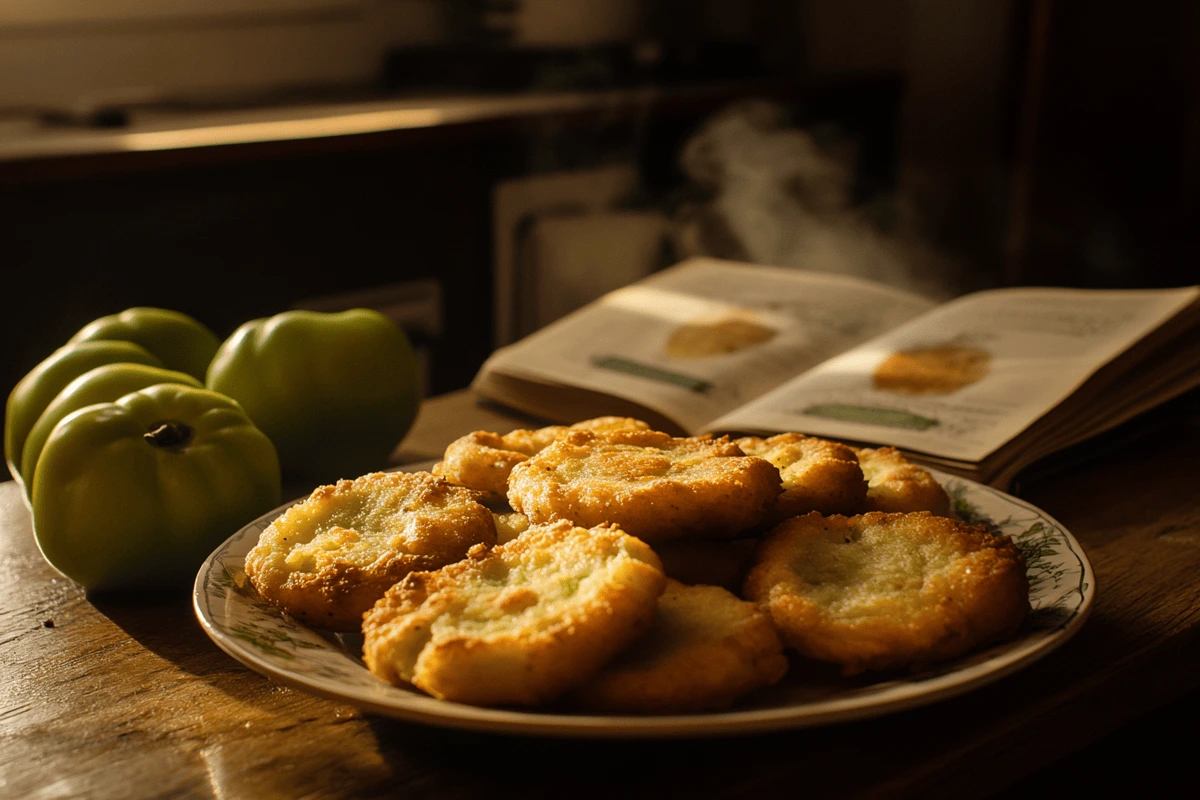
[852,446,951,516]
[736,433,867,521]
[570,579,789,713]
[244,471,496,631]
[507,429,782,543]
[433,417,651,496]
[432,430,560,497]
[571,416,655,434]
[744,512,1029,675]
[362,520,666,706]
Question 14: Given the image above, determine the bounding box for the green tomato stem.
[143,421,193,450]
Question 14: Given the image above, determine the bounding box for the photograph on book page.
[709,286,1199,461]
[477,258,935,432]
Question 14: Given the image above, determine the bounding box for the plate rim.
[192,465,1095,738]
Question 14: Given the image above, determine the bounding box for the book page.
[475,258,937,432]
[708,286,1200,461]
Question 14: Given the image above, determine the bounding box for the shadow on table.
[360,712,896,800]
[81,587,1144,800]
[86,586,311,711]
[82,588,895,797]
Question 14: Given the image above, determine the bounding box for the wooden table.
[2,390,1198,799]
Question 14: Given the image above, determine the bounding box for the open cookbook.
[471,257,1200,489]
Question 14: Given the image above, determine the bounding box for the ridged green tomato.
[206,308,421,482]
[31,383,281,592]
[20,363,202,493]
[5,340,163,483]
[68,307,220,382]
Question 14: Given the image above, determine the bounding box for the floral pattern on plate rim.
[193,466,1093,736]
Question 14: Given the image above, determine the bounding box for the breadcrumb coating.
[852,446,952,516]
[507,428,781,543]
[433,417,651,496]
[736,433,867,521]
[570,579,788,713]
[245,471,495,631]
[744,511,1028,675]
[362,520,665,706]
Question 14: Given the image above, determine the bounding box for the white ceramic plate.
[193,465,1094,738]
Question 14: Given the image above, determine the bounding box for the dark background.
[1,0,1194,401]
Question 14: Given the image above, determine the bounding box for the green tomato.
[21,363,202,492]
[206,308,421,482]
[31,383,281,591]
[5,340,163,483]
[68,307,220,382]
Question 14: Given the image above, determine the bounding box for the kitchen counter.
[0,75,900,185]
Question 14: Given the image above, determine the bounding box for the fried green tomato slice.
[852,446,951,516]
[744,512,1029,675]
[432,416,652,496]
[244,471,496,631]
[362,520,666,707]
[506,429,781,544]
[735,433,867,522]
[569,579,789,714]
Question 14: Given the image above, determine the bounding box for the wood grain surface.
[2,391,1198,799]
